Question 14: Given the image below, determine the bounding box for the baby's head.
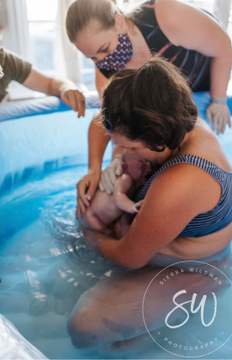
[122,152,151,181]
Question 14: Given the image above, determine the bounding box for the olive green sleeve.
[2,48,32,84]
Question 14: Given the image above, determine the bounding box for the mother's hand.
[76,169,101,218]
[82,227,100,248]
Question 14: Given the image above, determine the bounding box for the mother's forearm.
[84,229,127,265]
[88,231,144,269]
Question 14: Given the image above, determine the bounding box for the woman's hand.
[99,157,123,195]
[23,69,86,118]
[82,227,100,248]
[76,169,101,218]
[82,227,114,248]
[207,101,231,134]
[60,88,86,118]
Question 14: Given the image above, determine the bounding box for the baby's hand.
[132,200,143,213]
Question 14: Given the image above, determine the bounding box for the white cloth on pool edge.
[0,315,47,359]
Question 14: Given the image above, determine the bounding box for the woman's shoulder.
[181,118,231,172]
[144,120,223,203]
[145,155,220,216]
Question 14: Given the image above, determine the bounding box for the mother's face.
[111,132,171,165]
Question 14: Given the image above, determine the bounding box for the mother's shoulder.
[181,119,228,167]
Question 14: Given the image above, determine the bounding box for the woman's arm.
[84,164,220,269]
[154,0,232,133]
[77,69,123,212]
[91,68,128,172]
[24,68,86,117]
[88,68,110,172]
[88,112,111,172]
[95,67,109,100]
[155,0,232,99]
[87,68,125,194]
[159,220,232,259]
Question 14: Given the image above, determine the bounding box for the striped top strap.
[136,153,232,237]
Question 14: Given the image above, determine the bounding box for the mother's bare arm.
[159,221,232,259]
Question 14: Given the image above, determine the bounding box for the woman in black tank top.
[100,1,212,92]
[66,0,231,127]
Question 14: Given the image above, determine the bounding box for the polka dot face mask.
[96,33,133,72]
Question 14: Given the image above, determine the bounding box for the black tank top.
[99,0,213,91]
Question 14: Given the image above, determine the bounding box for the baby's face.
[123,153,151,181]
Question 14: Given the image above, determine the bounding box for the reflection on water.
[41,188,122,274]
[0,166,126,359]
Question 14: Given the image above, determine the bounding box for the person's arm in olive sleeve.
[3,49,85,117]
[3,49,32,84]
[24,68,86,117]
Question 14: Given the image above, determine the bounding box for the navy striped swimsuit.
[135,153,232,238]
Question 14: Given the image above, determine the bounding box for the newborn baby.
[80,153,151,235]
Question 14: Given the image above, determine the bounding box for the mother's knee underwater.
[67,297,112,348]
[67,311,99,348]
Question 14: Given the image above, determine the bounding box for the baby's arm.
[114,174,142,214]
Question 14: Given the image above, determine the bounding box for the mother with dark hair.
[69,57,232,350]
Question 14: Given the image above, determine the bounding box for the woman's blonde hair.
[66,0,119,43]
